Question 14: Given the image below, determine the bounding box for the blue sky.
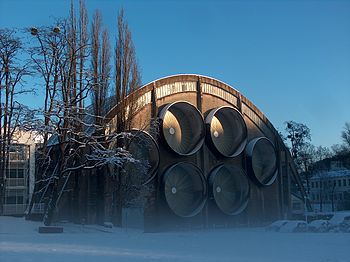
[1,0,349,148]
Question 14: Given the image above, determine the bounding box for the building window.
[6,196,17,204]
[9,169,17,178]
[5,195,24,205]
[9,144,28,161]
[343,179,346,187]
[311,182,314,188]
[17,196,24,204]
[338,180,341,187]
[17,169,24,178]
[5,188,26,204]
[7,168,25,179]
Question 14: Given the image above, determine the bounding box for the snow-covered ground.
[1,216,349,262]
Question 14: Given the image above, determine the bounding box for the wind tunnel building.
[105,74,308,230]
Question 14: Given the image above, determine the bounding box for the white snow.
[1,216,350,262]
[328,211,350,226]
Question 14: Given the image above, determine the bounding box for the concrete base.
[38,226,63,233]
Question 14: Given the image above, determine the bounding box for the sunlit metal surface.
[209,164,250,215]
[205,106,247,157]
[246,137,278,186]
[159,101,205,155]
[162,162,207,217]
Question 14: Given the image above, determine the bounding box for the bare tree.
[88,9,113,224]
[91,10,102,121]
[115,9,141,133]
[22,3,146,227]
[27,2,93,223]
[341,122,350,150]
[285,121,312,195]
[297,143,315,195]
[28,25,64,151]
[314,145,332,162]
[314,170,338,213]
[285,121,311,160]
[314,170,328,212]
[25,3,143,227]
[77,0,88,125]
[0,29,31,214]
[100,29,111,114]
[90,10,111,120]
[109,9,142,226]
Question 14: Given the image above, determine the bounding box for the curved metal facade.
[106,74,307,230]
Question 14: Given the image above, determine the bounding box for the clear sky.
[1,0,349,148]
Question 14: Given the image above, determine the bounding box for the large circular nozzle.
[209,164,250,215]
[205,106,247,157]
[109,130,160,185]
[159,101,205,156]
[162,162,207,217]
[246,137,278,186]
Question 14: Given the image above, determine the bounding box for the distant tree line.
[283,120,350,195]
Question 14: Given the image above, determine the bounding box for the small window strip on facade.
[156,81,196,99]
[132,91,152,110]
[201,83,237,106]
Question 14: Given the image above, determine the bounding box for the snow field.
[1,216,350,262]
